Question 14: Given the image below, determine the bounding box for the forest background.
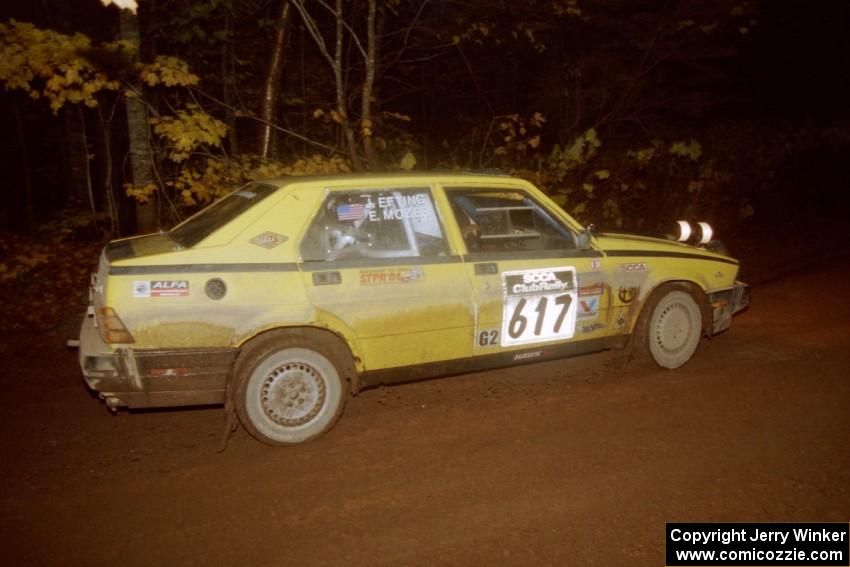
[0,0,848,331]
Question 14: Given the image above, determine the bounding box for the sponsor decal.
[618,286,639,304]
[591,257,602,271]
[359,266,424,285]
[134,280,189,297]
[578,283,604,297]
[618,262,648,272]
[580,322,605,334]
[513,350,542,361]
[503,269,575,296]
[578,296,599,319]
[616,312,627,328]
[133,280,151,298]
[153,280,189,297]
[250,231,288,249]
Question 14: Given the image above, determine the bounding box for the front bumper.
[709,281,750,335]
[79,315,237,409]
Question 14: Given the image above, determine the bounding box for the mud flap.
[218,380,240,453]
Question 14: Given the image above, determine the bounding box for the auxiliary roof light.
[676,220,714,246]
[676,220,692,242]
[697,222,713,245]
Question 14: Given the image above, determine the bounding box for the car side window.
[300,187,448,261]
[445,188,576,253]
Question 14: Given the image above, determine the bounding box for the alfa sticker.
[134,280,189,297]
[500,267,578,347]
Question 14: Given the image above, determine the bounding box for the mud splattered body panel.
[78,173,749,410]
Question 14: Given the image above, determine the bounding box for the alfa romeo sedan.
[78,172,749,444]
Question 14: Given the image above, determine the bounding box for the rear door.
[299,184,474,371]
[443,185,610,361]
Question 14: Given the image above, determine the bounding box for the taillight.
[96,307,135,344]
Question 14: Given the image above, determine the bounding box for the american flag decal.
[337,203,366,221]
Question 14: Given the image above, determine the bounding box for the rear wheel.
[234,332,349,445]
[633,285,703,369]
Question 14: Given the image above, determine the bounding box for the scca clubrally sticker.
[134,280,189,298]
[500,267,577,346]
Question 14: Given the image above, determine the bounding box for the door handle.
[474,262,498,275]
[312,271,341,286]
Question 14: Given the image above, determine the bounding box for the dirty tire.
[234,332,348,445]
[632,284,703,369]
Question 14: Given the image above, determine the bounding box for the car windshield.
[169,182,278,247]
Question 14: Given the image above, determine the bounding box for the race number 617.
[507,294,573,339]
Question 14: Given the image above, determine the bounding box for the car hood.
[595,231,733,261]
[104,233,183,263]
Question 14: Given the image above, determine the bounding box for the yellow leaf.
[399,151,417,170]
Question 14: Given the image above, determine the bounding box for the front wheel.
[633,285,703,369]
[234,333,348,445]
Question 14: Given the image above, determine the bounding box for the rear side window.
[300,187,448,261]
[446,188,575,253]
[169,183,278,248]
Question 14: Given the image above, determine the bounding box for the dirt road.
[1,261,848,566]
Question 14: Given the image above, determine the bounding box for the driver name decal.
[500,267,578,347]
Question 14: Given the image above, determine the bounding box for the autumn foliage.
[1,0,849,333]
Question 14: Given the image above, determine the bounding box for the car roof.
[259,170,522,190]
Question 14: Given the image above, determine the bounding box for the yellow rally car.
[78,172,749,444]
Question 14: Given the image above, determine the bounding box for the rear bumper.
[79,315,237,409]
[709,281,750,335]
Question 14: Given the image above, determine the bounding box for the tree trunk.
[258,1,292,158]
[360,0,377,169]
[222,16,239,156]
[97,103,121,236]
[334,0,361,170]
[119,8,157,233]
[63,107,90,203]
[290,0,360,167]
[51,0,91,206]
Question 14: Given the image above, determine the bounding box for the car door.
[442,185,612,362]
[299,184,475,372]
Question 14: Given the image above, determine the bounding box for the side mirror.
[576,226,593,251]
